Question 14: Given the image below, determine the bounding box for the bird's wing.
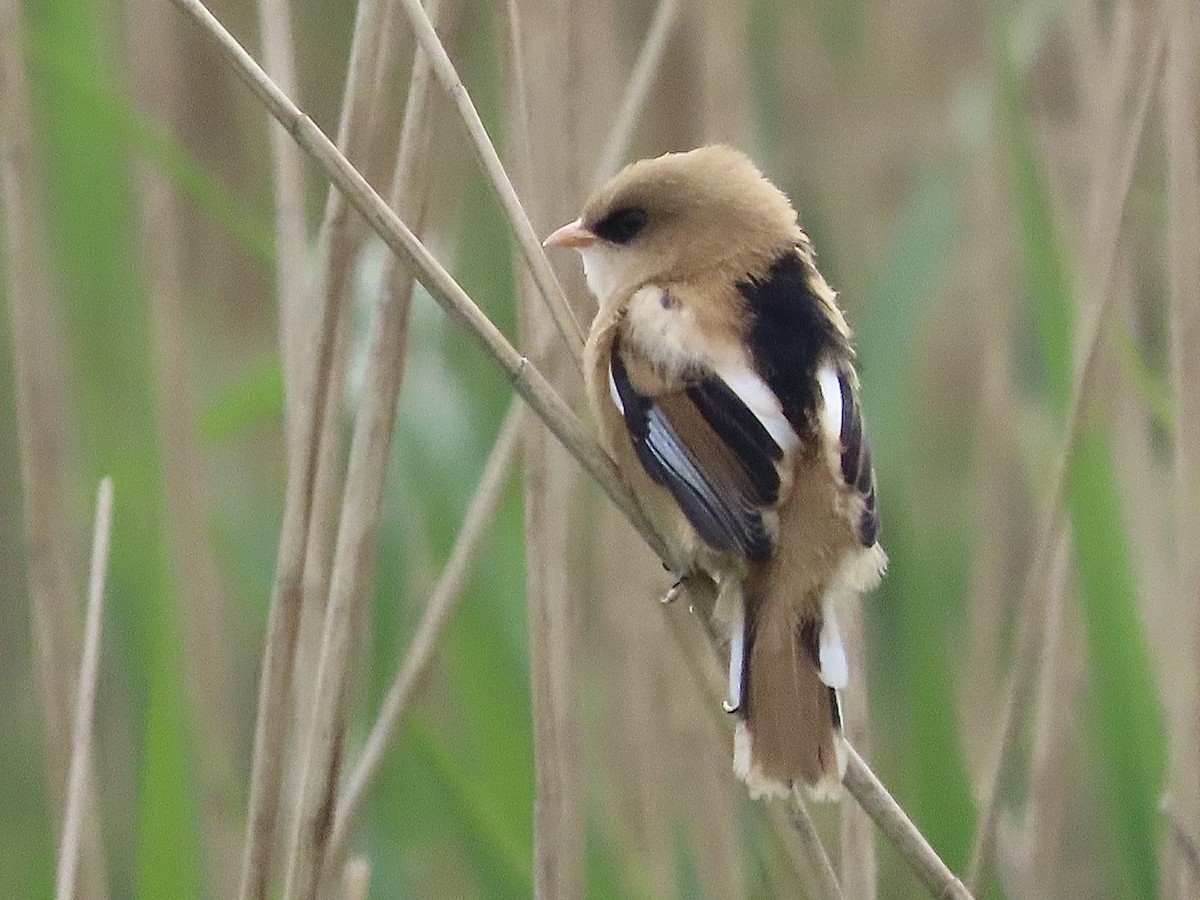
[609,341,789,561]
[739,247,881,547]
[830,367,880,546]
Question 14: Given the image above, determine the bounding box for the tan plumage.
[546,145,885,800]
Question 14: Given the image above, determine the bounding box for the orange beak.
[543,218,597,249]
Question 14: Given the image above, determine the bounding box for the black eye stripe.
[592,206,648,245]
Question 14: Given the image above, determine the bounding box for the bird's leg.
[660,581,683,604]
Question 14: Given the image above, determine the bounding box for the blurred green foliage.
[999,38,1166,900]
[0,0,1174,898]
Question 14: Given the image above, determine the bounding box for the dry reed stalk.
[960,322,1018,754]
[843,746,971,899]
[965,16,1166,890]
[125,1,244,886]
[787,795,844,899]
[326,401,523,871]
[297,5,444,883]
[393,0,585,359]
[520,417,586,899]
[839,603,877,898]
[0,4,110,896]
[339,857,370,900]
[657,609,835,897]
[593,0,682,185]
[169,0,664,553]
[1163,3,1200,894]
[235,0,394,895]
[255,0,310,451]
[1018,533,1077,890]
[54,478,113,900]
[168,4,975,893]
[687,726,746,900]
[291,0,396,761]
[332,0,676,876]
[291,300,352,748]
[280,217,419,898]
[507,2,600,893]
[282,4,443,888]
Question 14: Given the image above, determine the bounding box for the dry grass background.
[1,0,1197,897]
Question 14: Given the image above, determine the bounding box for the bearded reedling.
[545,145,885,799]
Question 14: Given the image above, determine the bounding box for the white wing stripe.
[714,363,799,453]
[817,364,843,445]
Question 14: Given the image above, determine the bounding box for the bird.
[544,145,886,800]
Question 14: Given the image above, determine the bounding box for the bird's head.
[544,145,802,302]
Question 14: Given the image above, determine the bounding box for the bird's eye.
[592,206,648,245]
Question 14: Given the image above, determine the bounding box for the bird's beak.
[543,218,597,249]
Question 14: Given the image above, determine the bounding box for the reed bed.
[0,1,1194,898]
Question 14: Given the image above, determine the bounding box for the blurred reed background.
[0,0,1197,897]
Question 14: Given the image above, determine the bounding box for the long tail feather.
[733,592,846,801]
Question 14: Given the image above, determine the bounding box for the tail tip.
[733,722,847,803]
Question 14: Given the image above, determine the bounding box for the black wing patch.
[837,371,880,546]
[739,251,848,433]
[610,348,779,561]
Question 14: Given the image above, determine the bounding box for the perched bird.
[544,145,886,800]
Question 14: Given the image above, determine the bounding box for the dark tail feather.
[733,594,845,800]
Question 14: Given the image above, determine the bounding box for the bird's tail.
[733,587,846,801]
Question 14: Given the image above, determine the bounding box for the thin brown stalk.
[786,792,844,900]
[283,17,440,891]
[54,478,113,900]
[170,5,976,893]
[508,4,594,893]
[965,17,1166,890]
[314,15,446,873]
[328,0,683,867]
[593,0,682,185]
[520,331,585,900]
[255,0,310,451]
[235,0,394,895]
[1021,533,1076,889]
[285,5,441,893]
[393,0,585,359]
[291,0,395,760]
[0,4,109,895]
[839,605,877,899]
[172,0,664,548]
[503,0,534,191]
[843,745,972,899]
[326,400,523,871]
[662,604,845,895]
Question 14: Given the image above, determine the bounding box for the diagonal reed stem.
[844,745,971,899]
[169,1,972,894]
[326,0,697,869]
[325,401,524,871]
[393,0,585,360]
[55,478,114,900]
